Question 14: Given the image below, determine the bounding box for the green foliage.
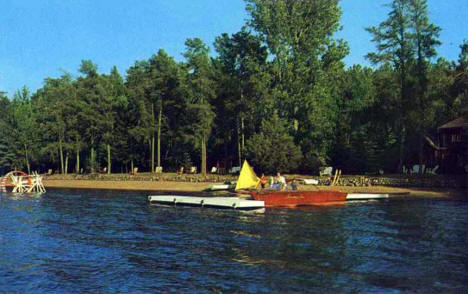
[5,87,39,173]
[213,29,270,166]
[183,38,216,175]
[246,114,302,173]
[457,40,468,71]
[366,0,442,168]
[0,1,465,175]
[246,0,349,167]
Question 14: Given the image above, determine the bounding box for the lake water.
[0,189,467,293]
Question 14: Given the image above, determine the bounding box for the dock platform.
[148,195,265,211]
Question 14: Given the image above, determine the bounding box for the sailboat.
[236,161,348,207]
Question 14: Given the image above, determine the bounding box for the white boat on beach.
[205,181,236,191]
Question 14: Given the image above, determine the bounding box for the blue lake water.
[0,189,467,293]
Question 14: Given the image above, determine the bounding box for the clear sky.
[1,0,467,97]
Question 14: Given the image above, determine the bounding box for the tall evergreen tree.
[126,60,152,172]
[409,0,441,163]
[75,60,111,173]
[214,29,269,166]
[245,0,349,168]
[146,50,184,171]
[183,38,216,176]
[7,87,38,173]
[367,0,415,170]
[35,74,76,174]
[101,66,127,174]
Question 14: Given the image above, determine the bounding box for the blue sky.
[1,0,467,97]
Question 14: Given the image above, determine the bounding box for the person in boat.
[275,172,286,190]
[268,176,275,187]
[259,173,267,189]
[290,179,298,191]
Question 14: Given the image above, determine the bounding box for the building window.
[451,133,462,142]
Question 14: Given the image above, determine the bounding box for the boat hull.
[250,190,347,207]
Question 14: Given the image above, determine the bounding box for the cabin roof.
[438,116,468,130]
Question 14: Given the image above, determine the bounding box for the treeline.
[0,0,467,175]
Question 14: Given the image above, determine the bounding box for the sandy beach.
[43,179,466,199]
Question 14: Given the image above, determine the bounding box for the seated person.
[290,179,298,191]
[275,172,286,190]
[259,173,267,189]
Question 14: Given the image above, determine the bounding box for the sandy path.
[43,179,212,192]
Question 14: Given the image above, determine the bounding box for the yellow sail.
[235,160,260,190]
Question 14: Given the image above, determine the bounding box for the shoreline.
[43,179,467,200]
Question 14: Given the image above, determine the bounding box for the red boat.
[250,190,347,207]
[235,161,347,207]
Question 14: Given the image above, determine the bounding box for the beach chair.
[302,179,319,185]
[320,166,333,177]
[427,165,439,175]
[229,166,241,174]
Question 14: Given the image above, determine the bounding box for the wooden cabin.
[437,115,468,173]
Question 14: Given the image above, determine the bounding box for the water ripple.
[1,191,467,293]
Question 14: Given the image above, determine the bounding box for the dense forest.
[0,0,467,176]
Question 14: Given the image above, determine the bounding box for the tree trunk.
[398,124,406,172]
[24,144,31,174]
[107,143,111,174]
[151,102,155,173]
[398,51,407,173]
[59,139,64,174]
[151,136,155,173]
[241,115,245,159]
[157,101,162,168]
[90,146,96,173]
[237,117,242,167]
[201,134,207,176]
[65,153,69,175]
[76,149,80,174]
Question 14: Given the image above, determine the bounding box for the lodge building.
[436,115,468,173]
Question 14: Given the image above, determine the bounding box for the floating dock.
[148,195,265,211]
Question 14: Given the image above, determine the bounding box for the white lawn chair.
[427,165,439,175]
[302,179,319,185]
[320,167,333,177]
